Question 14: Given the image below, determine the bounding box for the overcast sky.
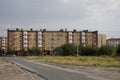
[0,0,120,38]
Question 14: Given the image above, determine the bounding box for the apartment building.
[7,28,106,54]
[0,37,7,52]
[81,30,98,47]
[7,28,23,51]
[23,30,38,50]
[107,38,120,48]
[42,30,68,53]
[98,34,106,47]
[8,28,41,52]
[67,30,98,47]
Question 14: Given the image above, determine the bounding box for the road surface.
[0,57,112,80]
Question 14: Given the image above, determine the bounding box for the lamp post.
[77,38,80,57]
[77,44,79,56]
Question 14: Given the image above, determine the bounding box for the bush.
[80,46,98,56]
[54,47,63,56]
[54,43,77,56]
[117,44,120,56]
[54,44,117,56]
[61,43,77,56]
[22,49,29,56]
[6,49,16,55]
[28,47,42,56]
[99,45,116,56]
[0,48,3,56]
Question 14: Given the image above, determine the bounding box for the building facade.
[7,29,23,51]
[107,38,120,48]
[98,34,106,47]
[7,28,40,52]
[7,28,106,54]
[0,37,7,52]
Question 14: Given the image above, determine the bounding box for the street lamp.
[77,44,79,56]
[77,38,80,57]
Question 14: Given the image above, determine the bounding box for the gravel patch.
[0,60,40,80]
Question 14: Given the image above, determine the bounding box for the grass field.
[26,56,120,67]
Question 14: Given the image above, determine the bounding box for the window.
[24,34,27,36]
[51,42,53,45]
[24,38,27,40]
[60,34,63,37]
[38,38,41,40]
[51,47,54,49]
[38,34,41,36]
[24,42,27,45]
[51,38,54,40]
[51,33,54,36]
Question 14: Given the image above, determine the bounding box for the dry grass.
[26,56,120,67]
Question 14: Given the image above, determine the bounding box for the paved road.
[0,57,111,80]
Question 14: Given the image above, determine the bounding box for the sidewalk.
[0,60,38,80]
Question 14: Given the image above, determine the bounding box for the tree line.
[0,44,120,56]
[54,43,120,56]
[0,47,42,56]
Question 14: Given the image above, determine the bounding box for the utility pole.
[77,44,79,56]
[77,39,80,57]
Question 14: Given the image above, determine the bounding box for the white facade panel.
[2,47,5,49]
[38,32,42,35]
[68,32,72,43]
[38,31,42,47]
[38,44,42,47]
[1,38,6,50]
[24,44,28,47]
[23,31,27,34]
[23,31,28,48]
[2,38,5,43]
[24,40,28,43]
[24,36,27,38]
[38,36,42,39]
[2,43,5,46]
[81,32,86,44]
[81,32,85,36]
[82,39,85,43]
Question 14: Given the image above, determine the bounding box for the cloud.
[80,0,120,21]
[0,0,120,38]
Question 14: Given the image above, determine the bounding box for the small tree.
[61,43,77,56]
[28,47,41,56]
[6,49,16,55]
[80,46,98,56]
[54,47,63,56]
[22,49,29,56]
[78,45,84,55]
[0,48,2,56]
[34,47,42,56]
[117,44,120,56]
[99,45,116,56]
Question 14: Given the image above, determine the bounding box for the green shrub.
[54,47,63,56]
[80,46,98,56]
[54,44,117,56]
[117,44,120,56]
[6,49,16,55]
[99,45,116,56]
[54,43,77,56]
[28,47,42,56]
[61,43,77,56]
